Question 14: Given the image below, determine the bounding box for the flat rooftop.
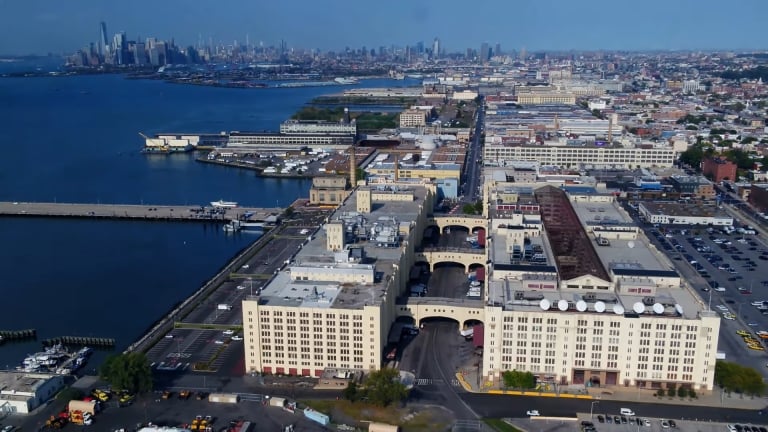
[257,184,430,309]
[570,200,669,274]
[641,202,729,218]
[0,371,55,396]
[487,279,706,320]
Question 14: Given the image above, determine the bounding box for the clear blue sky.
[1,0,767,55]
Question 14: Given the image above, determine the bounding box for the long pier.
[0,202,282,222]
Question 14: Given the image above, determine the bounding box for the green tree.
[99,352,153,394]
[677,386,687,398]
[688,388,697,399]
[715,360,767,396]
[362,368,408,407]
[473,200,483,214]
[501,370,537,389]
[342,381,360,402]
[679,145,705,169]
[667,385,676,398]
[462,204,477,215]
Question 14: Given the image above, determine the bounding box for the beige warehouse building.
[243,178,720,392]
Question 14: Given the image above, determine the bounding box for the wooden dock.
[0,202,282,223]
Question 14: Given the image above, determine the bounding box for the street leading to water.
[0,67,416,369]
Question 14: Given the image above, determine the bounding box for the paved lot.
[0,201,278,222]
[625,202,768,375]
[144,209,331,378]
[8,392,328,432]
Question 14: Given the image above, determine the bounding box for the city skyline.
[2,0,768,56]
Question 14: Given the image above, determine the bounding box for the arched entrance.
[430,262,469,298]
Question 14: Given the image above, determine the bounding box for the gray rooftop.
[256,185,430,309]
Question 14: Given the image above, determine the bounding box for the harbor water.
[0,60,417,369]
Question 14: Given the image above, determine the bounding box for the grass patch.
[484,418,523,432]
[301,400,449,431]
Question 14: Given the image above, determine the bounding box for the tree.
[667,385,676,398]
[687,388,697,399]
[342,381,360,402]
[473,200,483,214]
[99,352,153,394]
[56,387,84,402]
[501,370,537,390]
[361,368,408,407]
[462,204,477,215]
[677,386,687,398]
[715,360,767,396]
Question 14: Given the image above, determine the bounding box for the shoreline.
[194,157,313,179]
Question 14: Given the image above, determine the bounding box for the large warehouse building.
[242,178,720,391]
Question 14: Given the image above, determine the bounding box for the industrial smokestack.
[608,116,613,143]
[344,107,350,124]
[349,146,357,187]
[394,154,399,182]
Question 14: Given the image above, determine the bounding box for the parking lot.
[626,201,768,373]
[9,390,327,432]
[144,210,331,377]
[576,414,768,432]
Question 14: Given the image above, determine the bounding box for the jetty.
[0,202,282,223]
[42,336,115,348]
[0,329,36,341]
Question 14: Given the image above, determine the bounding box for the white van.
[620,408,635,416]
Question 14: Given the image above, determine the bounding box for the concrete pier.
[0,202,281,223]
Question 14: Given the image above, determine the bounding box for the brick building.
[702,157,737,183]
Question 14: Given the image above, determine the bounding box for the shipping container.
[475,267,485,282]
[68,400,97,416]
[269,397,287,408]
[473,324,484,348]
[369,422,400,432]
[304,408,330,426]
[208,393,239,403]
[476,228,486,248]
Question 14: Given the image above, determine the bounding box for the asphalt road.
[401,320,480,421]
[460,393,767,423]
[461,100,484,203]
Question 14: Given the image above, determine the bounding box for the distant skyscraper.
[432,37,440,59]
[98,21,108,58]
[480,42,489,62]
[495,43,502,57]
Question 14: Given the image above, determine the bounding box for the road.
[460,98,484,203]
[400,320,480,421]
[461,393,767,423]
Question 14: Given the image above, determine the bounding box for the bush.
[56,387,84,402]
[667,386,676,398]
[688,388,697,399]
[677,387,687,398]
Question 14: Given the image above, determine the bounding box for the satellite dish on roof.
[633,302,645,314]
[653,303,665,314]
[540,299,551,310]
[628,241,635,249]
[595,301,606,313]
[576,300,587,312]
[613,304,625,315]
[675,304,684,315]
[558,299,569,311]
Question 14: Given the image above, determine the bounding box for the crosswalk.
[414,378,461,387]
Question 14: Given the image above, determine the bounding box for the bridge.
[395,297,485,327]
[0,201,281,223]
[414,247,487,272]
[427,215,487,234]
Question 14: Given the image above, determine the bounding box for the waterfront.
[0,68,415,369]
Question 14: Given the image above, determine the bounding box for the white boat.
[334,77,359,85]
[211,200,238,208]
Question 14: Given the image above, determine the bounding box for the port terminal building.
[0,371,65,413]
[243,174,720,391]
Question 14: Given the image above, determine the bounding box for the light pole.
[590,401,599,419]
[248,277,253,297]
